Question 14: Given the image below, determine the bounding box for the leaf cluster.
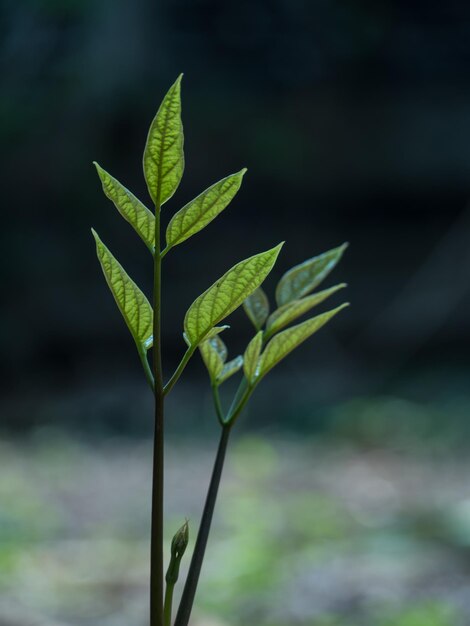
[92,74,348,422]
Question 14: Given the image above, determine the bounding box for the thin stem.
[163,346,195,396]
[151,205,164,626]
[211,384,224,425]
[163,583,174,626]
[225,384,253,425]
[226,377,249,421]
[174,424,232,626]
[137,343,155,392]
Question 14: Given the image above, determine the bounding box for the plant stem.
[163,345,195,395]
[174,424,232,626]
[163,583,174,626]
[151,206,164,626]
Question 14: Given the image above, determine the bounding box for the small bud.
[171,519,189,558]
[166,520,189,585]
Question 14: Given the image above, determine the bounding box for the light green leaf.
[92,229,153,348]
[184,243,284,346]
[243,287,270,331]
[199,335,227,383]
[94,162,155,251]
[166,169,247,249]
[267,284,346,336]
[257,304,349,381]
[275,243,348,307]
[243,331,263,383]
[143,74,184,206]
[218,356,243,384]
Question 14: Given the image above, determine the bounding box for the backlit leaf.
[92,229,153,348]
[184,243,284,346]
[275,243,348,307]
[143,74,184,206]
[199,335,227,382]
[166,169,246,249]
[243,287,270,330]
[218,356,243,384]
[267,284,346,335]
[257,304,349,381]
[94,162,155,250]
[243,331,263,384]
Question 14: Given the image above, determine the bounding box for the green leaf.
[275,243,348,307]
[256,304,349,381]
[199,336,227,383]
[166,169,247,249]
[243,331,263,384]
[243,287,270,331]
[92,229,153,349]
[267,283,346,336]
[184,243,284,346]
[218,356,243,384]
[94,162,155,250]
[143,74,184,206]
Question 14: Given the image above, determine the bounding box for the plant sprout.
[92,74,349,626]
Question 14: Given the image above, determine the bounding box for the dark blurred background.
[2,1,470,625]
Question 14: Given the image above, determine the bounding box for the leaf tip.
[93,161,105,180]
[174,73,184,89]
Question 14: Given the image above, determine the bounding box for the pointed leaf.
[267,284,347,335]
[143,74,184,206]
[166,169,247,249]
[92,229,153,348]
[217,356,243,384]
[184,243,284,346]
[276,243,348,307]
[199,336,227,383]
[243,331,263,384]
[243,287,270,331]
[257,304,349,381]
[94,162,155,250]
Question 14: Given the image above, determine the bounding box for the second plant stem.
[151,205,164,626]
[174,423,232,626]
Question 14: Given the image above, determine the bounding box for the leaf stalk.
[164,346,195,395]
[137,343,155,392]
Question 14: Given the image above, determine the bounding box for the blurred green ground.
[2,395,470,626]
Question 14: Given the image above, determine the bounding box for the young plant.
[92,74,349,626]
